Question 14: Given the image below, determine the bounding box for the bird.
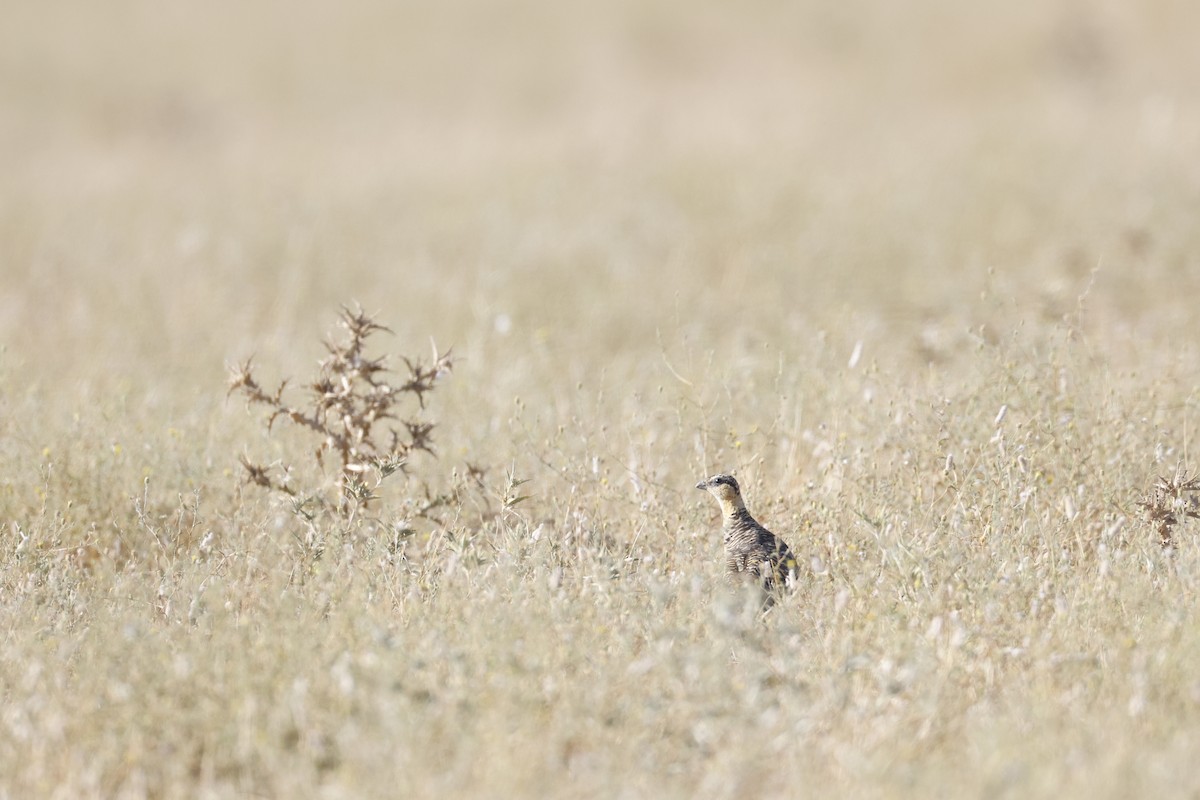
[695,473,799,601]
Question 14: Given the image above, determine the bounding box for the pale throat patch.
[713,487,746,517]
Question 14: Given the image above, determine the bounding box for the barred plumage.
[696,473,798,599]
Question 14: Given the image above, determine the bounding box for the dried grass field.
[4,2,1200,797]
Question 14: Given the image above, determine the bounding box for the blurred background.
[2,0,1199,386]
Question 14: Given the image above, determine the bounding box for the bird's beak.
[695,480,708,490]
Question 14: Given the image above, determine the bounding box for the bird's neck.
[720,497,749,521]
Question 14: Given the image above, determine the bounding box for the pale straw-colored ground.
[4,2,1200,797]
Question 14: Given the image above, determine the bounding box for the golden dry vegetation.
[4,1,1200,797]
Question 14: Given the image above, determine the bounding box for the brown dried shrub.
[1137,466,1200,549]
[228,305,452,517]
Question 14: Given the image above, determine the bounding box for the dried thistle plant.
[229,305,452,516]
[1137,466,1200,549]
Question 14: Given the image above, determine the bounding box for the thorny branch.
[1137,466,1200,549]
[229,305,453,514]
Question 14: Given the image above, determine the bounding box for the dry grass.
[4,1,1200,797]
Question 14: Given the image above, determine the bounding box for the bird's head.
[696,473,745,513]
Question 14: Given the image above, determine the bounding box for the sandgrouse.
[696,473,798,600]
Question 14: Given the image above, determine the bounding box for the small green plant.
[500,467,532,515]
[228,305,452,517]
